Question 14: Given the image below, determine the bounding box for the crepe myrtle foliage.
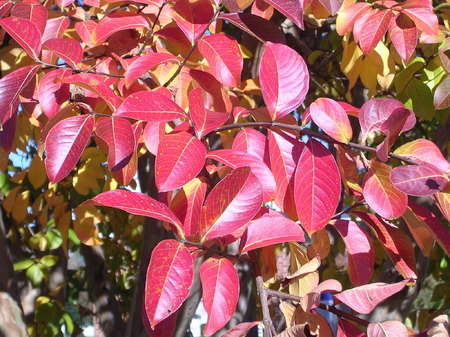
[0,0,449,336]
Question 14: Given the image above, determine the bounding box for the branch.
[207,122,419,165]
[36,60,125,78]
[136,0,168,56]
[256,276,277,337]
[181,240,251,262]
[163,3,224,88]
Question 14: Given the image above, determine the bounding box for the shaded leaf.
[337,319,365,337]
[434,76,450,110]
[42,38,83,68]
[38,69,71,118]
[172,0,214,44]
[389,14,417,63]
[263,0,304,29]
[223,322,262,337]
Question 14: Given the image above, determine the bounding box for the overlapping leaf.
[240,211,305,253]
[232,128,268,163]
[91,13,148,45]
[263,0,304,29]
[114,91,186,122]
[367,321,408,337]
[362,161,408,219]
[198,34,243,87]
[336,2,371,35]
[334,279,411,314]
[38,69,71,119]
[337,319,365,337]
[83,190,184,237]
[394,139,450,172]
[294,139,341,234]
[155,132,206,192]
[44,115,95,183]
[11,0,47,35]
[124,53,178,87]
[172,0,214,44]
[200,167,263,242]
[389,14,417,63]
[331,219,374,286]
[402,7,438,36]
[260,42,309,120]
[42,38,83,68]
[145,240,194,328]
[200,257,239,336]
[0,17,41,59]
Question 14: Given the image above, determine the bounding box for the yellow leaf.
[28,156,47,189]
[369,41,395,90]
[73,206,103,246]
[238,44,253,59]
[0,46,34,76]
[340,39,363,101]
[288,242,320,297]
[12,190,30,222]
[44,189,64,207]
[10,171,26,184]
[3,186,20,213]
[38,204,49,226]
[307,229,330,259]
[360,56,378,97]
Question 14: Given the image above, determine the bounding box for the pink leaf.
[61,73,121,111]
[83,190,184,237]
[114,91,186,122]
[394,139,450,172]
[312,279,343,293]
[434,76,450,110]
[143,122,165,156]
[260,42,309,120]
[55,0,74,10]
[402,7,438,36]
[218,13,286,44]
[188,88,229,138]
[44,115,94,183]
[390,163,448,196]
[0,17,41,59]
[407,201,450,256]
[334,279,411,314]
[198,34,243,87]
[331,219,374,286]
[353,9,394,55]
[0,1,13,19]
[389,14,418,63]
[240,211,305,253]
[0,64,39,125]
[262,0,304,29]
[124,52,178,87]
[268,130,304,219]
[155,132,206,192]
[206,149,276,202]
[38,69,71,119]
[172,0,214,44]
[355,212,417,279]
[11,0,47,36]
[145,240,194,328]
[309,98,353,143]
[92,13,149,45]
[42,38,83,68]
[362,161,408,219]
[42,17,70,43]
[200,167,263,242]
[232,128,269,163]
[336,2,372,35]
[367,321,408,337]
[318,0,343,15]
[75,20,97,47]
[200,257,240,336]
[223,322,262,337]
[294,139,341,234]
[95,117,135,172]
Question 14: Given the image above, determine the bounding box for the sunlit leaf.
[0,17,41,59]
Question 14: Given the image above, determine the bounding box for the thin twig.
[181,240,250,262]
[331,202,365,220]
[136,0,168,56]
[207,122,419,165]
[36,60,125,78]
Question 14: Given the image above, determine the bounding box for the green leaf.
[26,264,44,287]
[405,79,435,121]
[13,258,34,271]
[39,255,59,267]
[422,58,446,90]
[68,228,81,246]
[394,57,425,93]
[46,229,62,250]
[62,313,74,334]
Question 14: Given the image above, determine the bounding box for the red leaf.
[11,0,47,36]
[390,163,448,196]
[83,190,184,237]
[75,20,97,47]
[218,13,286,44]
[170,178,207,237]
[61,73,121,111]
[394,139,450,172]
[38,69,71,119]
[336,2,371,35]
[331,219,374,286]
[389,14,418,63]
[114,91,186,122]
[200,167,263,242]
[353,9,394,55]
[198,34,243,87]
[206,149,276,202]
[188,88,229,138]
[0,64,39,125]
[44,115,94,183]
[355,212,417,279]
[334,279,411,314]
[367,321,408,337]
[155,132,206,192]
[232,128,269,164]
[92,13,148,45]
[143,122,164,155]
[124,52,178,87]
[145,240,194,328]
[337,319,365,337]
[407,201,450,256]
[43,38,83,68]
[294,139,341,234]
[260,42,309,120]
[0,106,17,153]
[42,17,70,43]
[95,117,135,172]
[402,206,435,257]
[0,17,41,59]
[402,7,438,36]
[200,257,240,336]
[268,130,304,218]
[142,306,177,337]
[0,1,13,19]
[240,211,305,253]
[309,98,353,143]
[172,0,214,44]
[263,0,304,29]
[362,161,408,219]
[223,322,262,337]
